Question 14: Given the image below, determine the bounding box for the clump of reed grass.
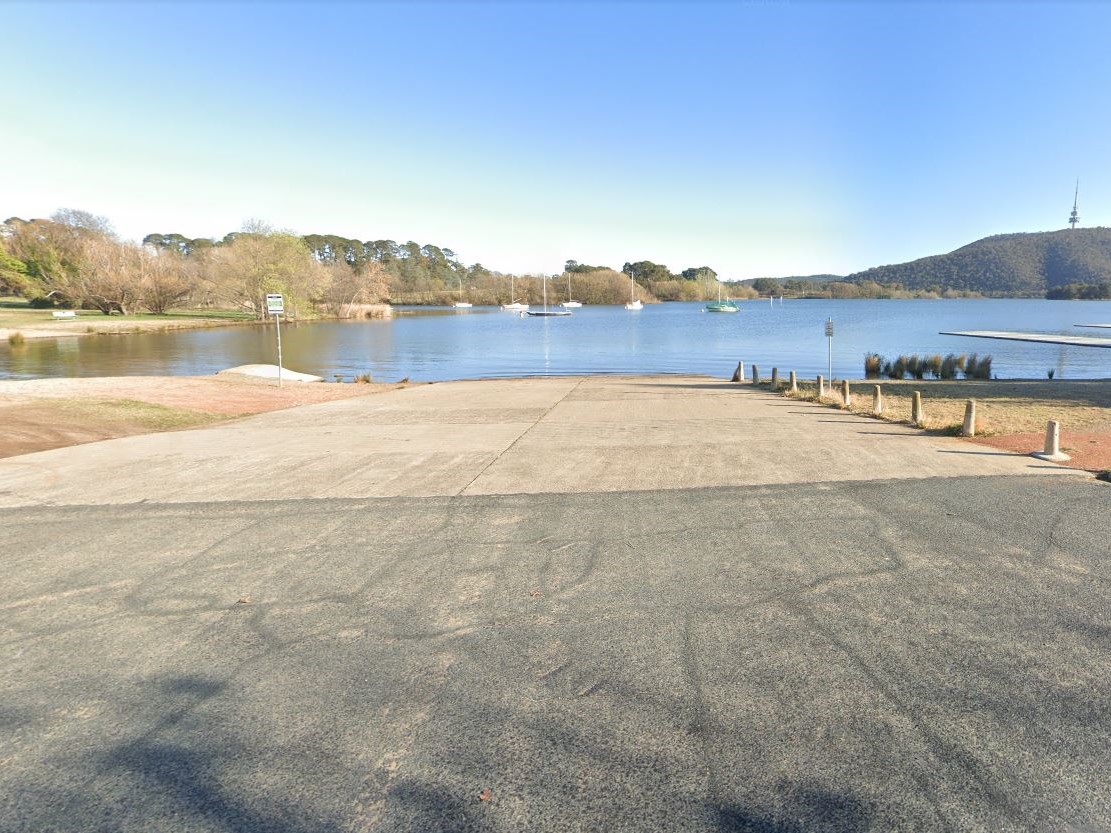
[354,373,372,384]
[963,353,992,380]
[939,353,965,379]
[867,351,987,381]
[8,331,26,346]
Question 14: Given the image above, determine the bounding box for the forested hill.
[845,228,1111,297]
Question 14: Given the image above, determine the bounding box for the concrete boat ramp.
[0,375,1083,506]
[1,376,1108,833]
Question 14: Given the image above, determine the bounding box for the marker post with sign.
[825,318,834,381]
[266,294,285,388]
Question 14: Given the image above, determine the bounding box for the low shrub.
[864,353,882,377]
[8,331,25,346]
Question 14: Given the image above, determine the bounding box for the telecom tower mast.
[1069,179,1080,229]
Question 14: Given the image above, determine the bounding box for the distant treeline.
[0,211,750,312]
[725,276,980,300]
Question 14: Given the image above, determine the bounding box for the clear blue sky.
[2,1,1109,279]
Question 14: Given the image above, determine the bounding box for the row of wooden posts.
[731,360,1069,460]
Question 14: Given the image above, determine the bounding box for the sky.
[2,1,1110,279]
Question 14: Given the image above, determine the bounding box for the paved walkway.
[0,376,1083,507]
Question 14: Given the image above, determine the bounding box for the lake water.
[2,299,1109,382]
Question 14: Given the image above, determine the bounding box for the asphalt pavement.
[2,474,1109,832]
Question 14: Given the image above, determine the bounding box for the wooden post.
[961,400,976,437]
[841,379,851,408]
[752,365,760,385]
[789,371,797,393]
[872,385,883,416]
[771,368,779,388]
[817,375,825,398]
[911,391,923,427]
[731,361,745,382]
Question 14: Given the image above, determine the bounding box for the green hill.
[845,228,1111,297]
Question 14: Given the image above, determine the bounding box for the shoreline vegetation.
[5,212,1110,341]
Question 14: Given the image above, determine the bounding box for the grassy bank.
[777,377,1111,435]
[0,296,257,340]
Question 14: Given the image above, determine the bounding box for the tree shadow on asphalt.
[9,674,346,833]
[716,784,873,832]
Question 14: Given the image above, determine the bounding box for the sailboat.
[705,283,738,313]
[500,274,528,311]
[562,272,582,309]
[526,274,572,317]
[452,276,472,308]
[624,271,643,311]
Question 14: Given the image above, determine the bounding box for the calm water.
[2,300,1109,382]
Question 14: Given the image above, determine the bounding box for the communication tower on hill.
[1069,179,1080,229]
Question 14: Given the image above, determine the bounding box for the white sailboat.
[624,271,643,311]
[526,274,572,317]
[452,276,472,308]
[562,272,583,309]
[500,274,528,311]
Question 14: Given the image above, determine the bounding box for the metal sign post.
[266,294,285,388]
[825,318,834,380]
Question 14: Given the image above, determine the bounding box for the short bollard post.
[1033,420,1070,461]
[817,375,825,398]
[911,391,923,426]
[731,361,745,382]
[962,400,977,437]
[771,367,779,388]
[789,371,797,393]
[841,379,851,408]
[752,364,760,385]
[872,385,883,416]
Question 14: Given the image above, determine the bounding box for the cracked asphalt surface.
[2,474,1109,832]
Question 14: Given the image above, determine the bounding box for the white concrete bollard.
[841,379,851,408]
[911,391,923,427]
[731,361,745,382]
[872,385,883,416]
[1033,420,1070,462]
[817,375,825,398]
[771,368,779,388]
[962,400,976,437]
[789,371,797,393]
[752,365,760,385]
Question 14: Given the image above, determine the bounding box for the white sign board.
[266,294,284,314]
[825,321,834,337]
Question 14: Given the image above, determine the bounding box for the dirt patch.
[0,375,409,458]
[972,429,1111,473]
